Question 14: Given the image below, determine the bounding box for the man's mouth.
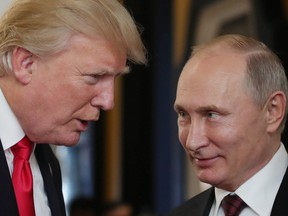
[77,119,89,131]
[193,156,219,168]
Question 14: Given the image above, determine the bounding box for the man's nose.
[185,122,209,151]
[90,77,115,110]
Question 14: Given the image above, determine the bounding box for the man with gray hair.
[0,0,147,215]
[167,34,288,216]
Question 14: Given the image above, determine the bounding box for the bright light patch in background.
[0,0,11,16]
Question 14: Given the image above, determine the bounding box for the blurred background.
[1,0,288,215]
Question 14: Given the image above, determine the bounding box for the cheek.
[210,127,248,166]
[206,120,237,142]
[57,83,93,105]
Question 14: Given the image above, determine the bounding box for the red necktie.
[11,136,36,216]
[221,194,247,216]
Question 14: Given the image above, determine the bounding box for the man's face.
[20,34,127,146]
[174,51,277,191]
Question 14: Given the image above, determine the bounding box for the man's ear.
[266,91,286,133]
[11,47,34,85]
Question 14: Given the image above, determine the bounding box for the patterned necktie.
[221,194,247,216]
[11,136,35,216]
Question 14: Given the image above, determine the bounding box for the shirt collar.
[0,88,25,150]
[214,144,288,215]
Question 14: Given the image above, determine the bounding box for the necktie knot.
[221,194,247,216]
[11,136,33,160]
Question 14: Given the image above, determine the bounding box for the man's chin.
[61,138,80,147]
[47,134,81,146]
[196,170,220,186]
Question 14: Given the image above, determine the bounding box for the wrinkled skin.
[1,34,127,146]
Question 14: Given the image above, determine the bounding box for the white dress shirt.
[209,143,288,216]
[0,89,51,216]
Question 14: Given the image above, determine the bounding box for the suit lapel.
[0,140,19,216]
[197,187,215,216]
[168,187,214,216]
[35,144,66,216]
[271,166,288,216]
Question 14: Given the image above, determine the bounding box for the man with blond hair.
[0,0,147,215]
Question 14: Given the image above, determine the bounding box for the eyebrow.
[174,104,228,114]
[94,65,130,76]
[113,65,131,76]
[195,105,219,112]
[173,104,184,112]
[120,65,131,75]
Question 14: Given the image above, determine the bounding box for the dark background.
[65,0,288,215]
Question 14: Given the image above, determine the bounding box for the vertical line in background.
[104,78,123,201]
[173,0,193,67]
[284,0,288,17]
[173,0,197,203]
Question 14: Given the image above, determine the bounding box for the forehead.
[64,34,128,74]
[175,51,248,108]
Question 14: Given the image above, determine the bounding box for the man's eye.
[91,74,100,79]
[178,111,187,118]
[84,74,101,85]
[207,112,218,119]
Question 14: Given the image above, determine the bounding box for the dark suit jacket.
[165,166,288,216]
[0,141,66,216]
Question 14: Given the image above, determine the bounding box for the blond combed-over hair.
[0,0,147,75]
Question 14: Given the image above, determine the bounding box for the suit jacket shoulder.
[165,165,288,216]
[164,187,214,216]
[271,166,288,216]
[35,144,66,216]
[0,141,19,216]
